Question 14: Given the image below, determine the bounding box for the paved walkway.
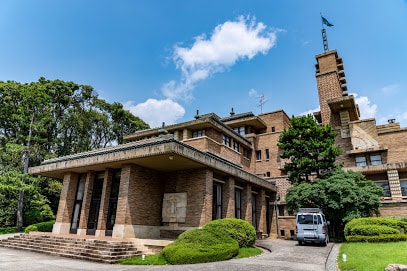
[0,234,339,271]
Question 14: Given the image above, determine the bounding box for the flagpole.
[320,13,329,52]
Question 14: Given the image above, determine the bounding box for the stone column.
[113,164,136,238]
[52,172,78,234]
[388,169,402,200]
[242,184,252,224]
[96,169,113,237]
[223,177,235,218]
[257,189,267,234]
[77,171,95,235]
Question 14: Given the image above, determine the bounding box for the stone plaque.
[162,193,187,223]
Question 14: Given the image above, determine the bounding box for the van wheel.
[298,240,303,246]
[323,236,329,246]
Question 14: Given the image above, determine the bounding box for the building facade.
[29,48,407,241]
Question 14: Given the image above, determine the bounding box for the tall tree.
[0,78,149,227]
[286,167,383,238]
[278,114,340,184]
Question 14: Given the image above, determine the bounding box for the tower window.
[355,155,367,167]
[370,154,382,165]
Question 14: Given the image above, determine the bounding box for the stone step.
[0,234,140,263]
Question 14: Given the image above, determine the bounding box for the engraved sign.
[162,193,187,223]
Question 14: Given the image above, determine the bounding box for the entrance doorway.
[86,172,104,235]
[70,174,86,234]
[105,170,121,236]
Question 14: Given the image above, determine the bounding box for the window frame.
[192,129,205,138]
[355,155,367,167]
[255,150,262,161]
[370,153,382,166]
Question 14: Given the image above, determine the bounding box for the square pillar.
[113,164,136,238]
[242,184,252,224]
[77,171,95,235]
[96,169,113,237]
[52,172,78,234]
[257,189,267,234]
[223,177,235,218]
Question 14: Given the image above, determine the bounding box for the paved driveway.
[0,237,337,271]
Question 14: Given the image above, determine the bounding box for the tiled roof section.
[220,112,255,122]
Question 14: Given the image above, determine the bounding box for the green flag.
[321,16,334,27]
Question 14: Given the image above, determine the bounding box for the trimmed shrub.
[346,234,407,242]
[344,217,407,242]
[347,225,399,236]
[24,220,54,233]
[24,225,38,233]
[203,218,256,248]
[344,217,407,237]
[162,228,239,265]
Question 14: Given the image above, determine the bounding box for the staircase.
[0,233,140,264]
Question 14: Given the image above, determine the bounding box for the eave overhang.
[29,135,275,192]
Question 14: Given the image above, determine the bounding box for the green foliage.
[162,228,239,265]
[345,217,407,236]
[278,114,340,184]
[0,78,149,227]
[344,217,407,242]
[24,225,38,233]
[203,218,256,248]
[346,234,407,242]
[346,225,399,236]
[0,226,21,234]
[286,167,383,237]
[24,220,54,233]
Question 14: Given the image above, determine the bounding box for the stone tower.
[314,50,360,138]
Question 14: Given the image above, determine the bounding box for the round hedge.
[203,218,256,248]
[162,228,238,265]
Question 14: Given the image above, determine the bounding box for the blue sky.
[0,1,406,128]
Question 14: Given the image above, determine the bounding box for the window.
[401,181,407,197]
[266,172,271,177]
[192,129,205,138]
[251,194,257,229]
[370,154,382,165]
[235,189,242,219]
[233,126,245,136]
[265,149,270,160]
[271,127,276,132]
[376,182,391,197]
[355,155,367,167]
[213,183,223,220]
[256,150,262,161]
[243,149,251,159]
[222,135,231,147]
[233,141,240,152]
[278,205,284,216]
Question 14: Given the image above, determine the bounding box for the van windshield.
[297,214,322,224]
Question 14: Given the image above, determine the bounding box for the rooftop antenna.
[320,13,334,52]
[258,94,268,114]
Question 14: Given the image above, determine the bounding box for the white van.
[296,208,329,246]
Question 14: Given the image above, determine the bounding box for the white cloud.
[248,88,258,97]
[300,106,320,117]
[124,99,185,128]
[163,16,279,101]
[381,84,400,95]
[352,94,377,119]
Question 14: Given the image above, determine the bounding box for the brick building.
[29,48,407,242]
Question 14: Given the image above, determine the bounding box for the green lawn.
[338,242,407,271]
[120,247,262,265]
